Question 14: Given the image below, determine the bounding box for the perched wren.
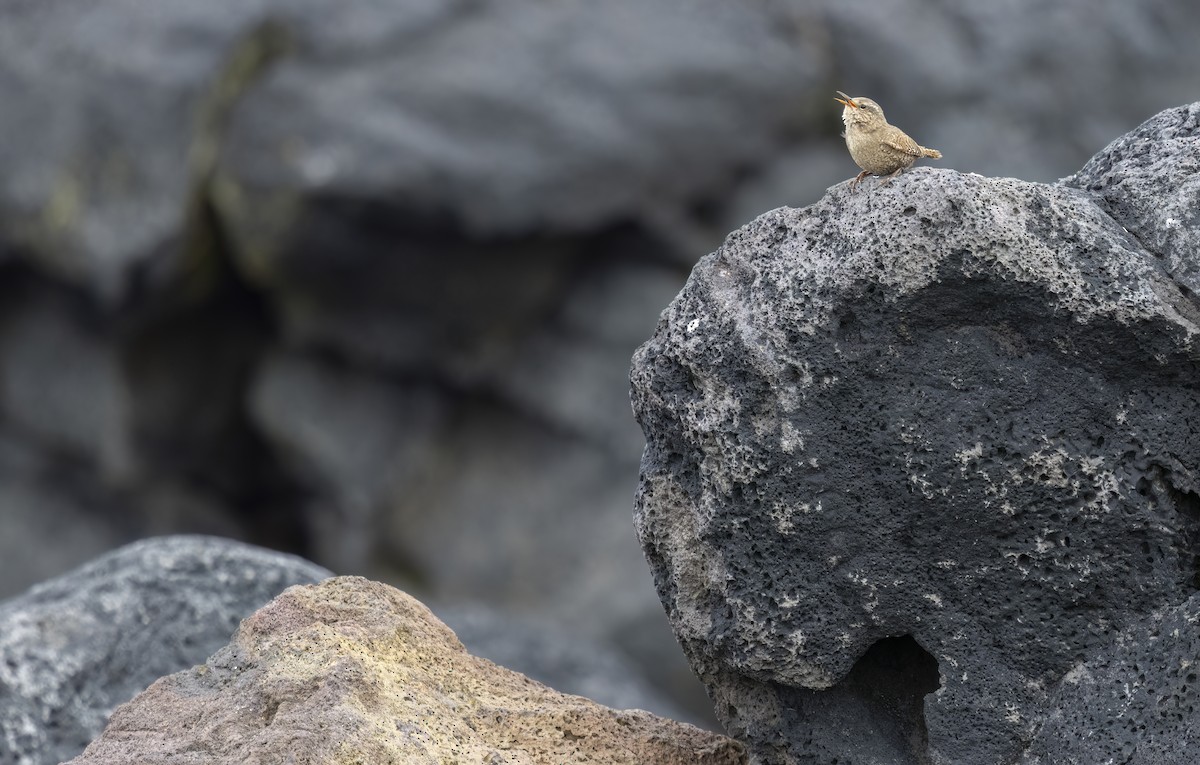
[835,91,941,190]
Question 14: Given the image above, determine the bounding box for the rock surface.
[1064,101,1200,295]
[0,535,331,765]
[631,103,1200,764]
[65,576,745,765]
[1021,593,1200,765]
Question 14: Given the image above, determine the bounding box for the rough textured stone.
[631,104,1200,764]
[1020,593,1200,765]
[65,577,744,765]
[0,536,331,765]
[1064,101,1200,294]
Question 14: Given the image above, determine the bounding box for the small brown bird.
[835,91,941,190]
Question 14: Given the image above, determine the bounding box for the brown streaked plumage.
[835,91,941,190]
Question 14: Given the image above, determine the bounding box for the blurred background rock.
[0,0,1197,722]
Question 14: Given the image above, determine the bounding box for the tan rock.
[66,576,744,765]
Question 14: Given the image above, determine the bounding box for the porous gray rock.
[631,104,1200,764]
[1064,101,1200,294]
[0,536,331,765]
[1020,593,1200,765]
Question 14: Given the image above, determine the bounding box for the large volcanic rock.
[630,103,1200,764]
[64,577,745,765]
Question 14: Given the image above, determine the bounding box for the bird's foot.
[878,167,905,187]
[848,171,869,191]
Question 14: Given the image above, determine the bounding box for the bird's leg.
[878,166,902,185]
[848,170,869,191]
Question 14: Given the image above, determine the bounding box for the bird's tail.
[921,146,942,159]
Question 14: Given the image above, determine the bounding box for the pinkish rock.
[67,576,744,765]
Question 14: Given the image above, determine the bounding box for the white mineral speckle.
[781,421,804,453]
[954,442,984,465]
[1062,662,1091,685]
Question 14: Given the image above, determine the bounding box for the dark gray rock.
[0,272,287,601]
[494,260,688,455]
[1021,593,1200,765]
[214,0,823,237]
[0,1,275,299]
[208,0,824,384]
[248,350,446,574]
[631,104,1200,764]
[0,0,824,302]
[0,288,129,475]
[0,536,330,765]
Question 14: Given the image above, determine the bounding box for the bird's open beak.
[834,91,858,108]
